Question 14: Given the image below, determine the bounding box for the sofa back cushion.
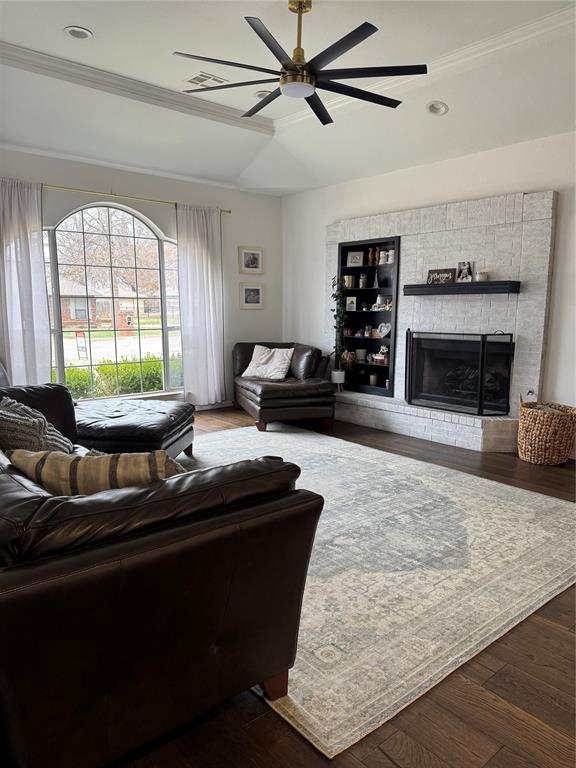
[233,343,321,380]
[0,384,77,442]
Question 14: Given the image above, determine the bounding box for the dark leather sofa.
[0,384,323,768]
[233,342,336,431]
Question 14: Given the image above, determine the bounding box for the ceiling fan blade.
[243,87,282,117]
[306,22,378,73]
[173,51,280,77]
[320,64,428,79]
[317,80,401,109]
[245,17,297,71]
[305,93,333,125]
[184,78,278,94]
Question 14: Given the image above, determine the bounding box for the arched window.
[43,204,182,399]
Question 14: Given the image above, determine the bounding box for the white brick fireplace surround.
[325,191,557,452]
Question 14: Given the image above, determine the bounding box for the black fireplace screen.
[405,330,514,415]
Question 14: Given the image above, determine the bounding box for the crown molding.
[0,40,275,136]
[276,6,575,131]
[0,141,254,192]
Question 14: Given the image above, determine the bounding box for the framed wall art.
[238,246,264,274]
[239,283,264,309]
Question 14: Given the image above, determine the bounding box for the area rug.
[187,425,575,758]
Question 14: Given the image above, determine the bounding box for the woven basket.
[518,397,576,465]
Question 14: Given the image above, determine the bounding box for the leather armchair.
[233,342,336,431]
[0,386,323,768]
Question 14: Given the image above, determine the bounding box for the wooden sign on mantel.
[427,268,456,285]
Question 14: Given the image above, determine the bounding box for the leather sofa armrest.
[18,457,301,563]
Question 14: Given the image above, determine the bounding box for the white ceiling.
[0,0,574,193]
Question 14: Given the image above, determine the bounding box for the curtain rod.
[42,183,232,214]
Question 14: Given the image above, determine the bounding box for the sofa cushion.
[242,345,294,380]
[0,384,77,442]
[15,457,301,563]
[235,376,336,401]
[0,397,74,453]
[8,449,184,496]
[75,398,195,452]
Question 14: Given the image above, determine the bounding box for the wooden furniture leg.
[261,670,288,700]
[184,444,193,456]
[255,421,267,432]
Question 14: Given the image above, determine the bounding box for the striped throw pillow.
[7,449,185,496]
[0,397,73,453]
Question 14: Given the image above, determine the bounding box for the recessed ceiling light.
[426,100,449,116]
[63,26,94,40]
[254,90,273,99]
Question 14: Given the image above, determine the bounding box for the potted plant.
[330,276,347,385]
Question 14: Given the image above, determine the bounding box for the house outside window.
[44,204,182,400]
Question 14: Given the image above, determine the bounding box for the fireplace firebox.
[406,330,514,415]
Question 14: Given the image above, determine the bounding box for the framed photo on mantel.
[427,268,456,285]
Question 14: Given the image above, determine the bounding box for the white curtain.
[0,178,50,385]
[176,204,226,405]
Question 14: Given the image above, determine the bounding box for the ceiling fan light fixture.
[279,71,315,98]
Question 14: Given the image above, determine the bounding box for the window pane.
[110,236,135,267]
[113,267,137,297]
[93,364,118,397]
[45,263,53,299]
[138,298,161,327]
[140,330,163,360]
[142,360,164,392]
[86,266,112,297]
[89,331,116,364]
[134,219,155,238]
[136,269,160,297]
[43,231,50,262]
[58,263,86,296]
[168,329,183,389]
[109,209,134,236]
[56,232,84,264]
[83,207,109,234]
[165,269,179,297]
[135,238,159,269]
[89,298,113,330]
[164,241,178,270]
[117,358,142,394]
[116,330,140,362]
[61,297,89,330]
[63,331,90,366]
[85,233,110,266]
[166,297,180,326]
[59,211,83,233]
[114,298,138,329]
[64,367,93,399]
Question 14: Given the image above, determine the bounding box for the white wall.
[282,132,575,405]
[0,148,282,401]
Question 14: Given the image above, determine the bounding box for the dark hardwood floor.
[123,410,575,768]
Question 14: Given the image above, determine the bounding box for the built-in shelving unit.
[403,280,521,296]
[337,236,400,397]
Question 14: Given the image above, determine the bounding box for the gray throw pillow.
[0,397,74,453]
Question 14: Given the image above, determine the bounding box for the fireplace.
[406,330,514,415]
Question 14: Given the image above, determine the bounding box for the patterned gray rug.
[188,425,575,758]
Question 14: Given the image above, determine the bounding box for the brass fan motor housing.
[288,0,312,13]
[279,70,315,88]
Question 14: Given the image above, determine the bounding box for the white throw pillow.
[242,345,294,380]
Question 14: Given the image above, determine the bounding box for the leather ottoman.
[75,398,195,458]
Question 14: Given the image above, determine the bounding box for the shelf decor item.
[518,396,576,465]
[427,268,456,285]
[238,246,264,274]
[456,261,473,283]
[475,270,489,282]
[347,252,364,267]
[344,275,355,288]
[346,296,357,311]
[359,273,368,289]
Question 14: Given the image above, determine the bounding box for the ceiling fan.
[173,0,427,125]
